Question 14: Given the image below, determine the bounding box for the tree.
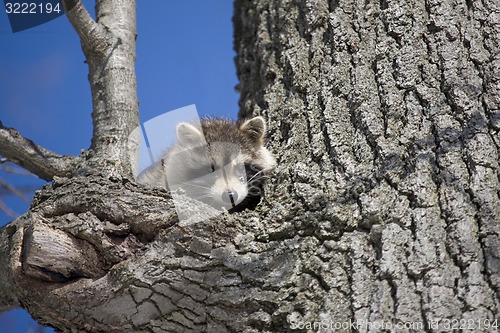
[1,0,498,332]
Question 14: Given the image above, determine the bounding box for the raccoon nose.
[221,191,238,206]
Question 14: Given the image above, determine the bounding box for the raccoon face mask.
[137,116,276,212]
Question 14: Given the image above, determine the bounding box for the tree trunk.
[1,0,499,332]
[233,0,499,331]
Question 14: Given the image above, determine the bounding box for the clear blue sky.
[0,1,238,331]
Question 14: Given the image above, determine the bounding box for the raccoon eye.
[253,164,262,171]
[210,163,215,172]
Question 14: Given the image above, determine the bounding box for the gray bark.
[62,0,139,178]
[0,122,80,180]
[0,0,499,332]
[234,0,499,331]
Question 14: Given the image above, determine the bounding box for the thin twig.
[0,162,37,176]
[0,178,29,202]
[0,198,18,218]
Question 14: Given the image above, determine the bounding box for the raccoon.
[137,116,276,212]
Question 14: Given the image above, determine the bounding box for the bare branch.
[60,0,111,57]
[0,122,80,181]
[0,162,36,176]
[60,0,139,178]
[0,217,23,312]
[0,199,17,218]
[0,163,40,218]
[0,178,29,202]
[0,184,40,196]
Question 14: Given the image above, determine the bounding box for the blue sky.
[0,1,238,331]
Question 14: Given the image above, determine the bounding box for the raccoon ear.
[239,116,266,144]
[176,123,206,147]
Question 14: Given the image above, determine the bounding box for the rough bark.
[62,0,139,178]
[0,0,498,332]
[233,0,499,331]
[0,122,80,180]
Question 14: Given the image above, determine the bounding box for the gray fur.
[137,117,276,210]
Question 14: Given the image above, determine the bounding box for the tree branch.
[0,122,80,181]
[0,220,22,312]
[0,178,29,202]
[60,0,139,178]
[0,199,17,218]
[60,0,111,57]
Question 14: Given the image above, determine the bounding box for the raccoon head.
[166,117,275,211]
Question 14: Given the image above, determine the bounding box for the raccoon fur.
[137,116,276,212]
